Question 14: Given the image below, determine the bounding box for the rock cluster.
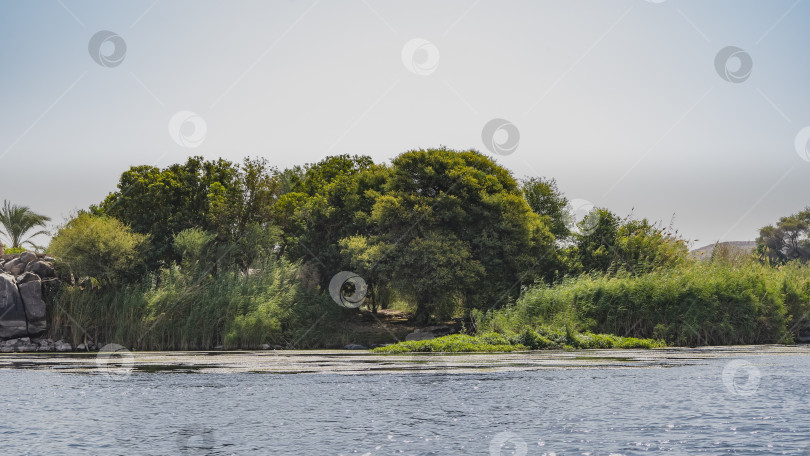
[0,337,72,352]
[0,252,57,340]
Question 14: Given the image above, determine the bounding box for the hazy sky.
[1,0,809,247]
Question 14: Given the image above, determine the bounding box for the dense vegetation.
[17,147,810,350]
[372,331,664,354]
[477,261,810,346]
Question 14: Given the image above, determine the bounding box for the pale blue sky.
[1,0,808,247]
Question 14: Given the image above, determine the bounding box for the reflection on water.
[2,346,809,455]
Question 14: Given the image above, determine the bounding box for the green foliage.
[93,157,239,266]
[48,213,149,284]
[757,207,810,263]
[372,333,522,353]
[50,255,340,350]
[566,209,689,275]
[273,154,384,288]
[94,156,283,270]
[339,235,390,313]
[4,246,26,255]
[509,328,554,349]
[51,151,805,350]
[173,227,216,273]
[352,148,556,322]
[0,200,51,249]
[275,148,557,323]
[478,261,807,346]
[371,330,663,353]
[506,327,664,349]
[522,177,570,241]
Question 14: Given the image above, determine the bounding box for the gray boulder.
[35,339,54,351]
[54,340,72,352]
[19,252,37,265]
[3,258,23,276]
[16,271,39,284]
[18,276,46,335]
[17,340,38,352]
[344,344,367,350]
[25,261,55,278]
[2,258,16,272]
[5,337,38,352]
[0,273,28,339]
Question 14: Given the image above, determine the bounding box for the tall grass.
[477,261,810,346]
[48,256,343,350]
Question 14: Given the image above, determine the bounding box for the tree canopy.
[757,207,810,263]
[336,148,556,322]
[52,147,697,323]
[93,156,282,270]
[48,213,149,284]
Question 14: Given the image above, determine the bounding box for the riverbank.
[1,345,807,375]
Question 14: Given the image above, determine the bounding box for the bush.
[50,255,339,350]
[173,227,216,273]
[48,213,149,284]
[372,330,663,353]
[372,334,522,353]
[4,246,25,255]
[509,328,554,349]
[478,261,807,346]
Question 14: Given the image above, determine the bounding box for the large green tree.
[94,157,239,266]
[567,208,688,275]
[94,156,282,270]
[0,200,51,250]
[757,208,810,263]
[348,148,556,322]
[273,155,387,287]
[48,213,149,284]
[522,177,570,241]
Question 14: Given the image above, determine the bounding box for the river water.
[1,346,809,455]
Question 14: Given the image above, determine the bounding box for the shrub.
[372,334,522,353]
[48,213,149,284]
[478,261,804,346]
[173,227,216,274]
[4,246,25,255]
[372,330,663,353]
[50,255,338,350]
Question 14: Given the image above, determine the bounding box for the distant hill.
[690,241,758,260]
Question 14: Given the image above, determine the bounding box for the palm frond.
[0,200,51,248]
